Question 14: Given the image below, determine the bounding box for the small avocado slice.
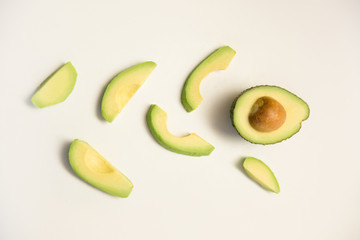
[68,139,133,197]
[101,61,156,122]
[243,157,280,193]
[181,46,236,112]
[31,62,77,108]
[231,85,309,144]
[146,104,215,156]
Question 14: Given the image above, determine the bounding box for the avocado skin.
[230,85,310,145]
[181,90,193,112]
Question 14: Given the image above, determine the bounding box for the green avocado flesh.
[101,61,156,122]
[243,157,280,193]
[31,62,77,108]
[231,85,309,144]
[68,139,133,197]
[181,46,236,112]
[146,104,215,156]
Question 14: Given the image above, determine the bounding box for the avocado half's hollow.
[230,85,309,144]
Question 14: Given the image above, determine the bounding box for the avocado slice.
[68,139,133,197]
[31,62,77,108]
[101,61,156,122]
[146,104,215,156]
[243,157,280,193]
[181,46,236,112]
[231,85,309,144]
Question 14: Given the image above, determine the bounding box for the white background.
[0,0,359,239]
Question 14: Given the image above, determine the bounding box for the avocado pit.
[249,96,286,132]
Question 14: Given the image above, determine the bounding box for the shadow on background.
[235,157,250,180]
[208,89,244,138]
[95,82,108,121]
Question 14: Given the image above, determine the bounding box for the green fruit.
[31,62,77,108]
[68,139,133,197]
[231,85,309,144]
[101,61,156,122]
[243,157,280,193]
[181,46,236,112]
[146,104,214,156]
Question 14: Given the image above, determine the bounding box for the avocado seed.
[249,96,286,132]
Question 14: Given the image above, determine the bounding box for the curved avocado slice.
[146,104,214,156]
[31,62,77,108]
[101,61,156,122]
[243,157,280,193]
[68,139,133,197]
[181,46,236,112]
[231,85,309,144]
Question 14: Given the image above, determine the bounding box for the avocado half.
[231,85,309,144]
